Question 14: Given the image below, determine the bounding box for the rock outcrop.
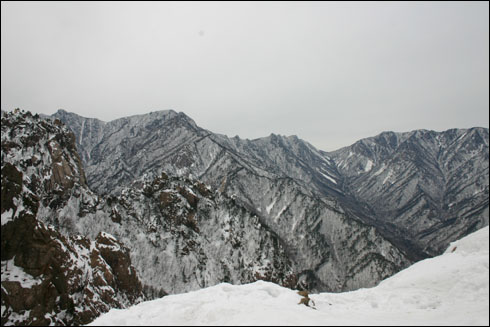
[1,110,144,325]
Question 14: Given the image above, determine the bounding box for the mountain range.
[1,108,488,325]
[52,108,488,260]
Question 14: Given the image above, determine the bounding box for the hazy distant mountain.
[329,128,489,257]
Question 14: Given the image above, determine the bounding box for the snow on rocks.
[1,110,145,326]
[90,227,489,326]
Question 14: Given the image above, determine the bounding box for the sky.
[1,1,489,151]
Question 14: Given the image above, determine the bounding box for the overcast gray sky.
[1,1,488,151]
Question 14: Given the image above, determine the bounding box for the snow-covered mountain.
[89,226,490,326]
[1,109,297,324]
[52,109,411,292]
[3,108,488,325]
[329,128,489,258]
[56,172,297,295]
[52,109,488,288]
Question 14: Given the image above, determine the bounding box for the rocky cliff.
[1,110,144,325]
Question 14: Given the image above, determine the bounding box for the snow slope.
[89,226,489,326]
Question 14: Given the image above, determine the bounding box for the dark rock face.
[1,163,25,214]
[1,214,142,325]
[1,110,144,326]
[94,232,143,305]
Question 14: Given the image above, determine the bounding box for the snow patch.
[364,159,373,172]
[1,208,14,226]
[100,232,117,242]
[382,169,394,185]
[79,119,85,144]
[373,163,386,176]
[274,206,287,222]
[318,171,337,184]
[266,199,276,215]
[89,227,489,326]
[1,258,43,288]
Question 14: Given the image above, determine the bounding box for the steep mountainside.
[1,109,299,300]
[49,171,297,294]
[328,128,489,257]
[53,109,488,262]
[1,110,144,325]
[53,109,489,264]
[52,109,412,292]
[51,109,209,195]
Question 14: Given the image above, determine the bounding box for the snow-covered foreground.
[89,227,489,326]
